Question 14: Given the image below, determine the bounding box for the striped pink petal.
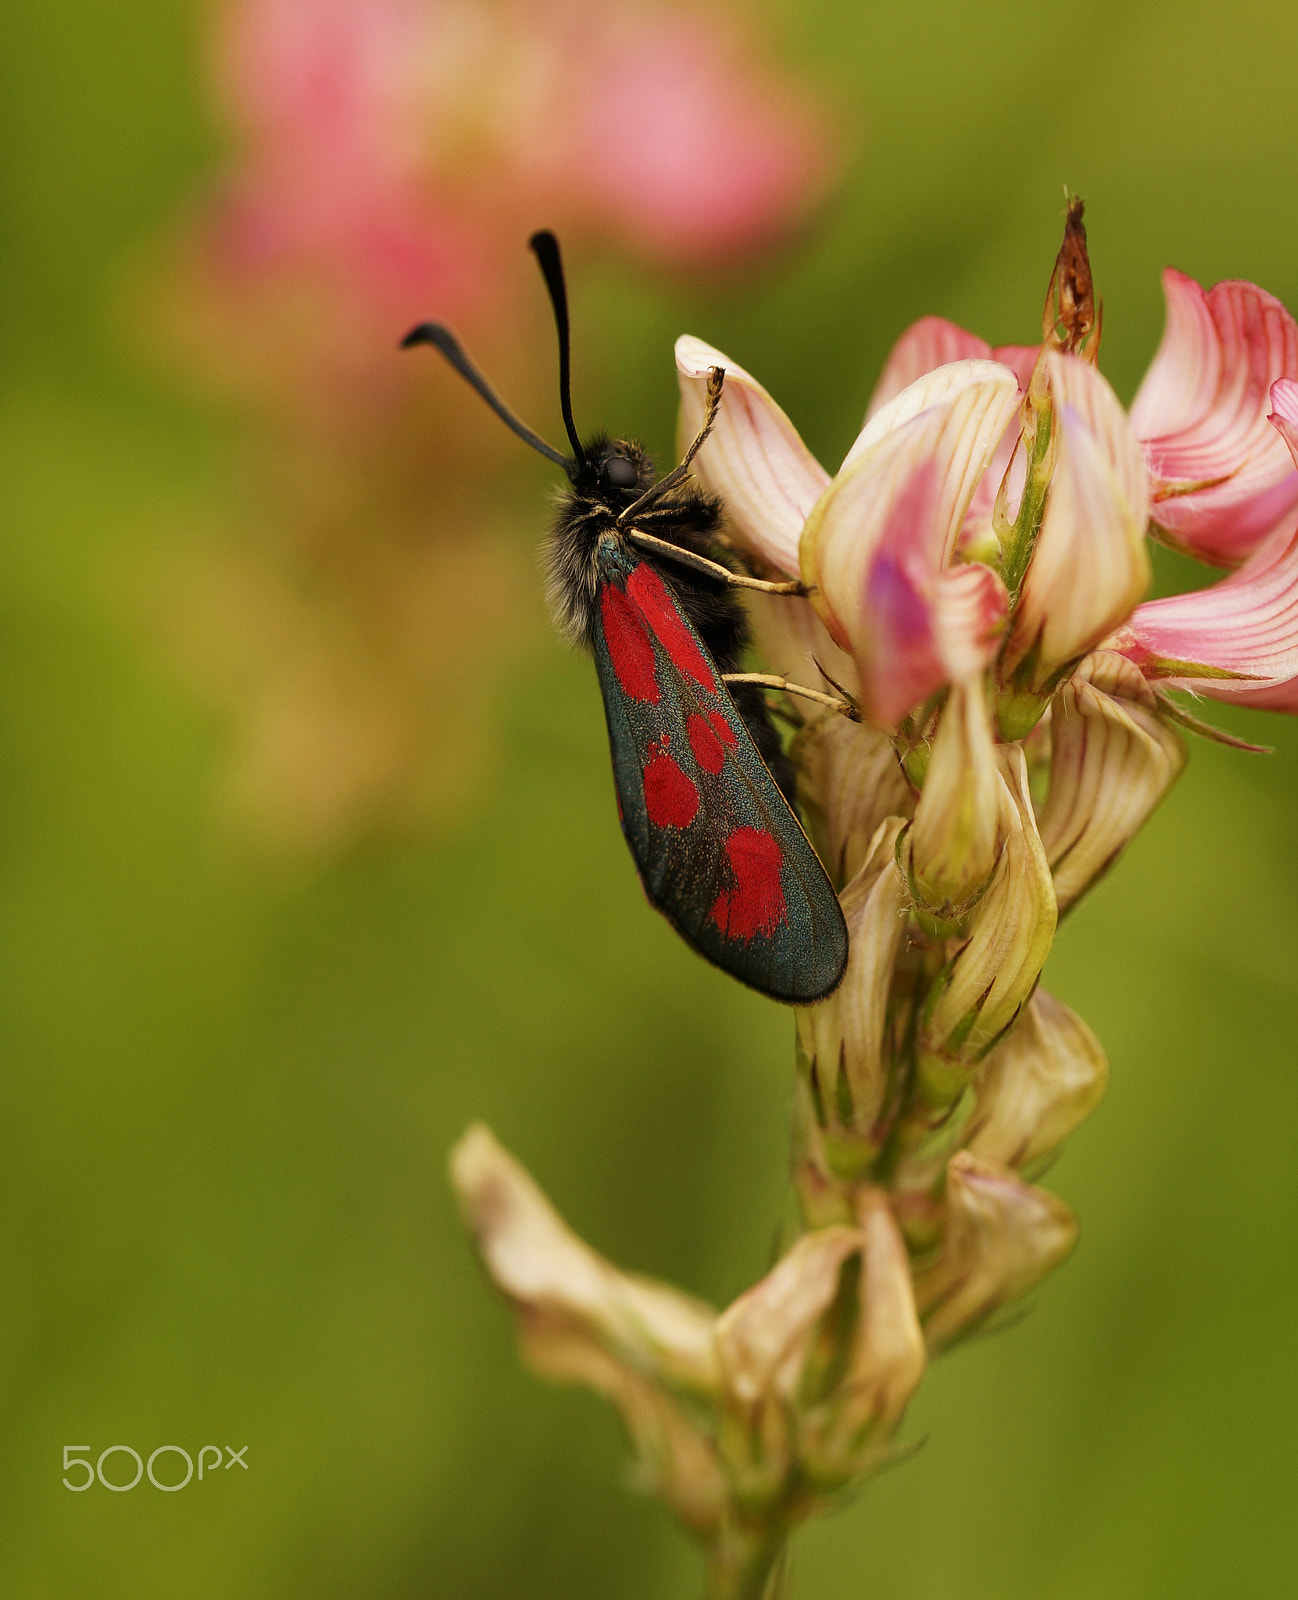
[1003,353,1151,688]
[865,317,1038,417]
[802,362,1019,725]
[676,334,829,577]
[1110,378,1298,707]
[1129,270,1298,566]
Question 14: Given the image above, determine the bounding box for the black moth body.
[402,231,848,1002]
[546,430,796,806]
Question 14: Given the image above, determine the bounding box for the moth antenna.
[617,366,726,526]
[400,321,572,471]
[528,230,584,462]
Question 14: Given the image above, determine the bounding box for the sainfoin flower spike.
[450,201,1298,1599]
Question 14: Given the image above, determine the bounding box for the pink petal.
[866,318,1039,418]
[803,362,1019,724]
[863,552,1007,735]
[866,318,994,418]
[864,320,1035,556]
[1113,531,1298,708]
[676,335,829,577]
[1114,384,1298,705]
[1129,270,1298,566]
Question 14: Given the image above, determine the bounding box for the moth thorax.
[545,498,621,646]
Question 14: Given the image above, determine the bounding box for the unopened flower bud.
[1036,650,1187,912]
[916,748,1057,1099]
[1042,197,1101,362]
[796,819,908,1168]
[914,1150,1078,1351]
[798,1189,926,1487]
[966,988,1108,1174]
[715,1226,864,1407]
[793,713,912,887]
[903,678,1000,929]
[714,1224,863,1507]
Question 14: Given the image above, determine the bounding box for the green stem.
[704,1525,788,1600]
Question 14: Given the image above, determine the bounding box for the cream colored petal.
[1004,353,1151,688]
[714,1225,865,1405]
[795,818,909,1141]
[791,714,912,888]
[842,359,1020,476]
[676,334,829,576]
[966,988,1109,1172]
[450,1123,720,1393]
[915,1151,1078,1351]
[919,748,1057,1070]
[905,679,1001,917]
[1036,652,1187,912]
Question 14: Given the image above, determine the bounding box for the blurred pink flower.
[141,0,837,856]
[201,0,832,361]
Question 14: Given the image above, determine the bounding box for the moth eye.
[603,456,639,489]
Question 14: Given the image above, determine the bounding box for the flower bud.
[792,714,912,887]
[714,1227,862,1405]
[713,1224,864,1506]
[914,1151,1078,1351]
[916,748,1057,1099]
[798,1189,926,1486]
[796,818,909,1167]
[1036,651,1187,912]
[965,988,1108,1174]
[903,678,1001,928]
[1041,197,1101,361]
[999,353,1151,720]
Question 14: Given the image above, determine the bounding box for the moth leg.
[616,366,726,525]
[624,529,805,595]
[722,672,860,722]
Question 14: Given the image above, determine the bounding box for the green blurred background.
[5,0,1298,1595]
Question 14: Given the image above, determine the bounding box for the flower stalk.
[449,201,1298,1593]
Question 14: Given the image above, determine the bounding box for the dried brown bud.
[1042,196,1101,361]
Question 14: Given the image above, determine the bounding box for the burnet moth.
[403,232,848,1003]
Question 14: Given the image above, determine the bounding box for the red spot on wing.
[625,564,716,691]
[707,709,738,747]
[710,827,786,939]
[643,746,699,828]
[687,712,726,775]
[601,585,659,703]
